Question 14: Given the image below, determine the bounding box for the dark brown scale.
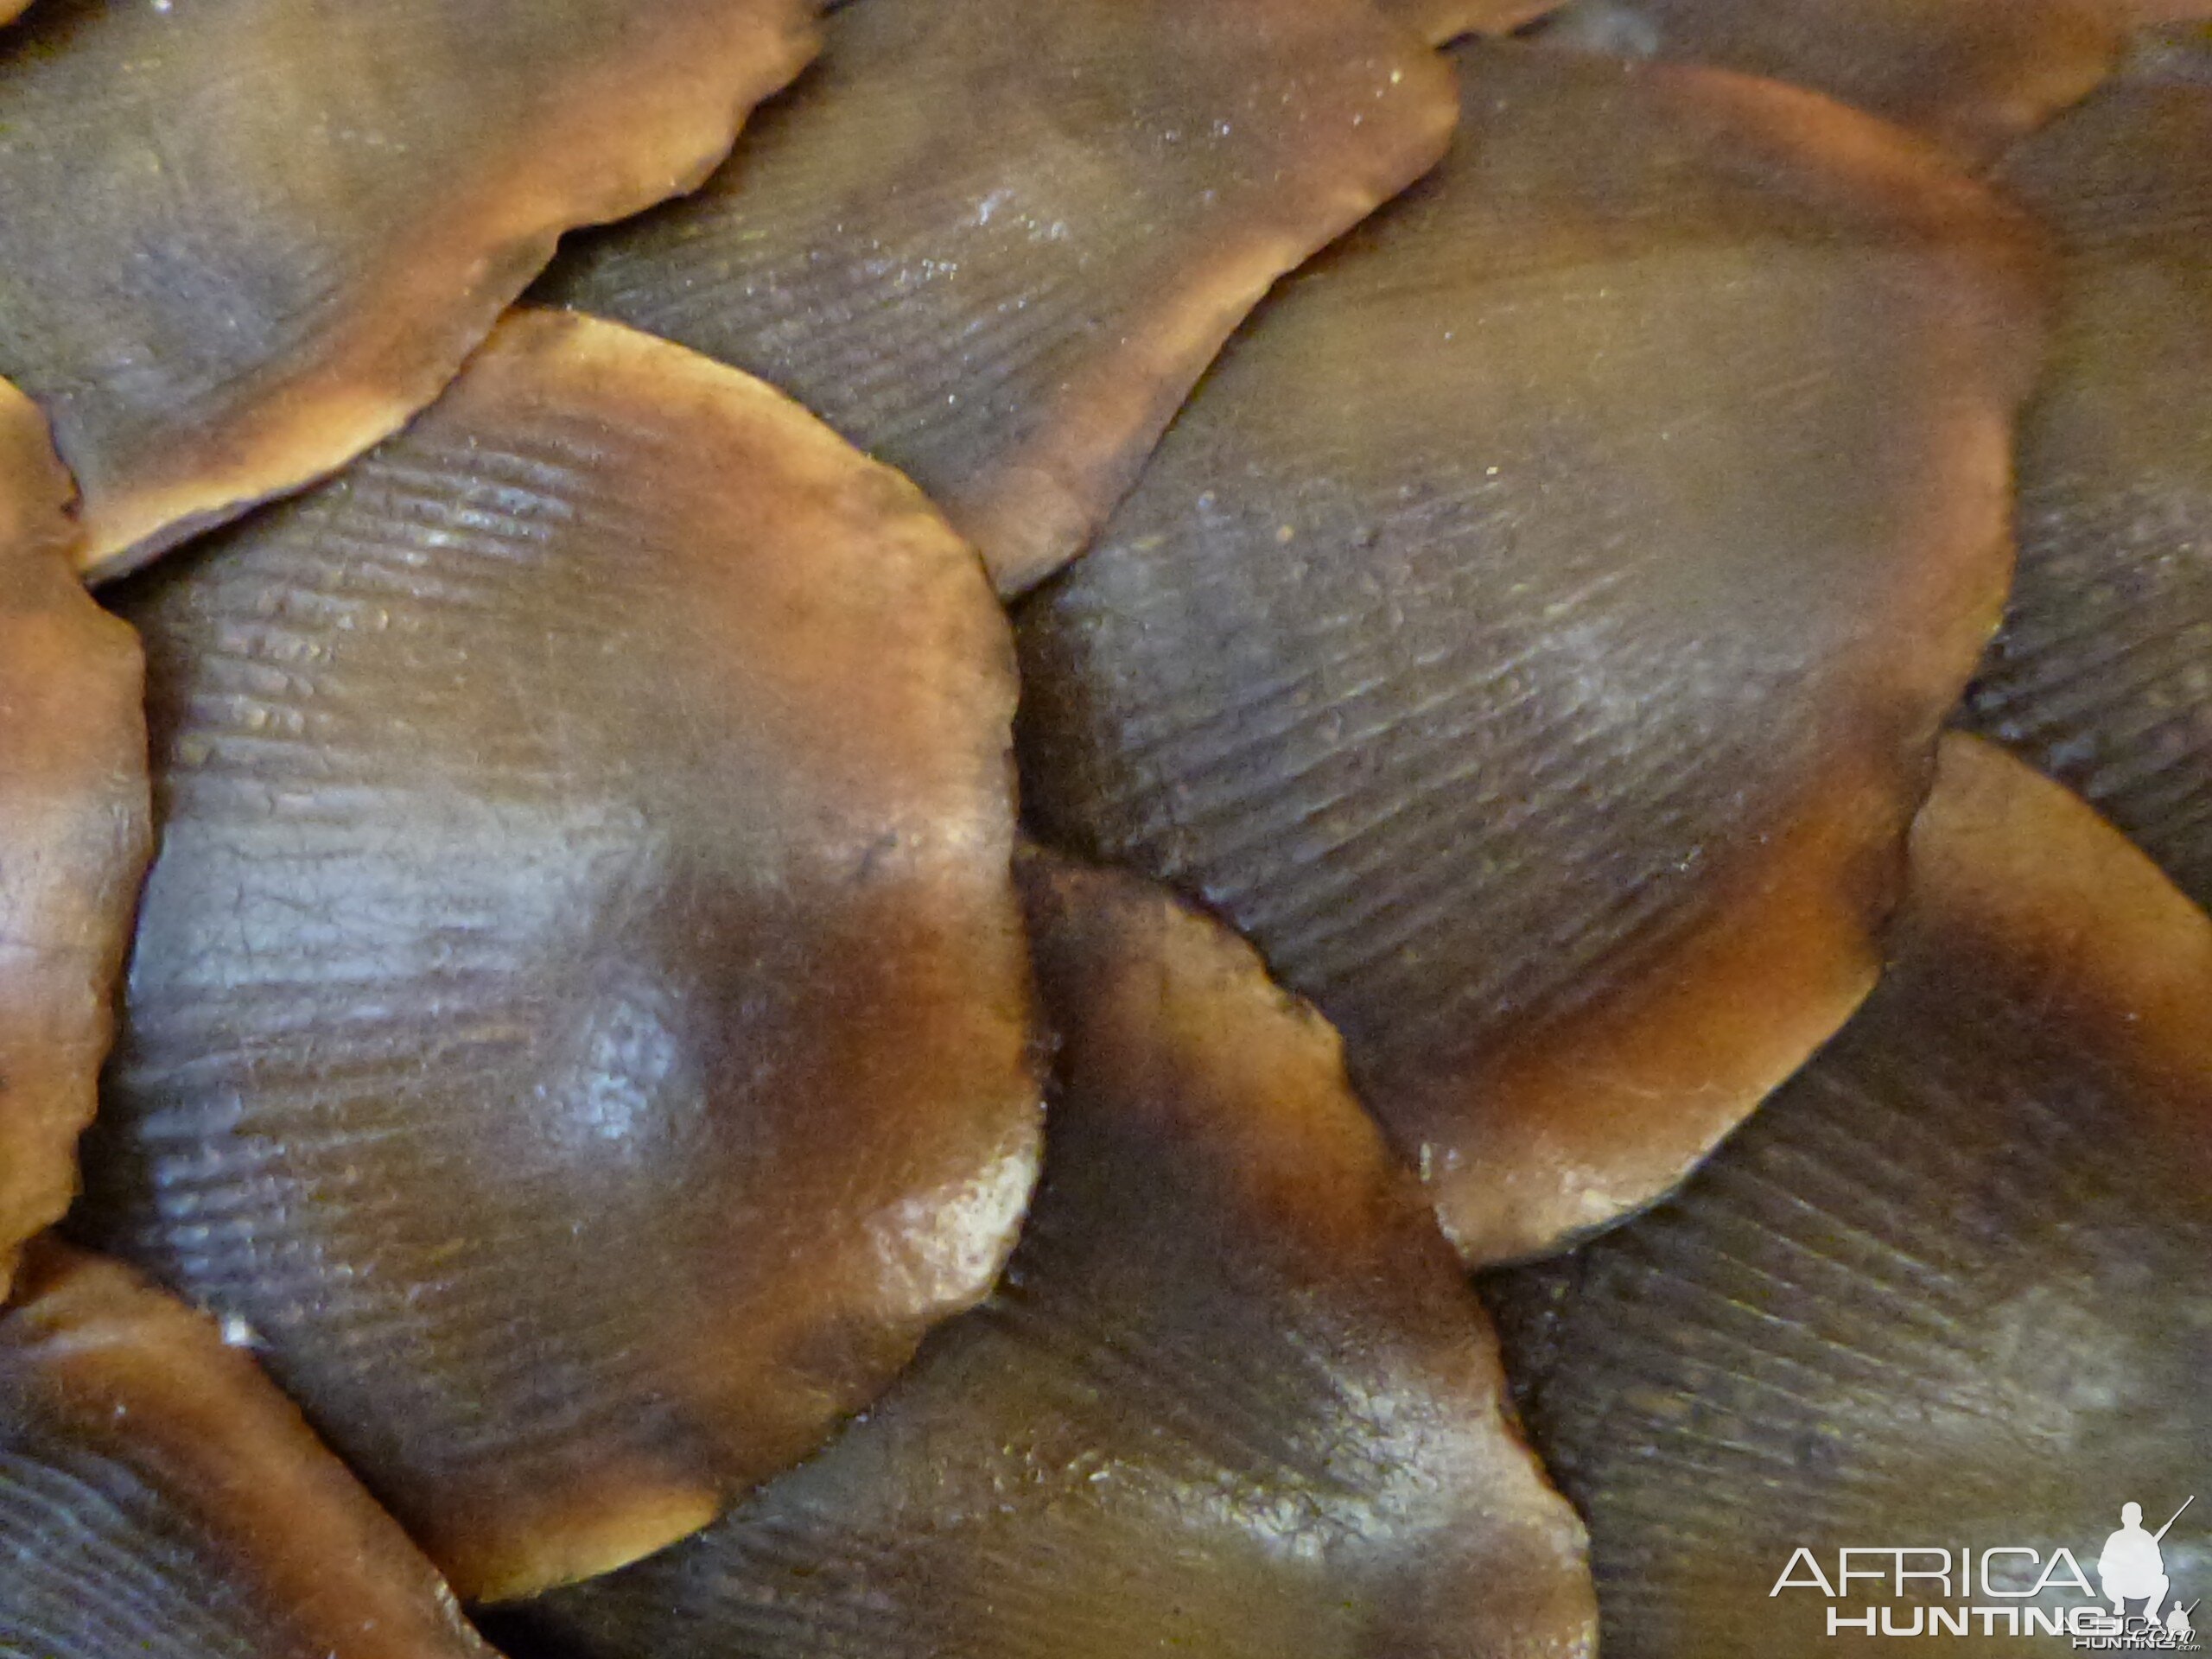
[1526,0,2120,168]
[1482,737,2212,1656]
[76,310,1041,1603]
[518,854,1597,1659]
[0,0,817,578]
[1,1245,497,1659]
[534,0,1458,594]
[1963,35,2212,910]
[1016,39,2045,1263]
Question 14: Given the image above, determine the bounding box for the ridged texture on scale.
[78,310,1041,1602]
[1963,34,2212,910]
[0,1245,496,1659]
[521,855,1598,1659]
[0,0,819,580]
[1526,0,2120,168]
[1483,736,2212,1657]
[1017,41,2045,1263]
[0,382,149,1302]
[535,0,1457,594]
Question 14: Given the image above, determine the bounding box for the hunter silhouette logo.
[2100,1499,2188,1622]
[1769,1496,2201,1647]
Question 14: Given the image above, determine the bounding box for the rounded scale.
[1016,40,2045,1263]
[518,852,1596,1659]
[0,383,149,1303]
[0,0,819,580]
[1525,0,2121,168]
[1482,737,2212,1656]
[535,0,1458,595]
[1964,35,2212,912]
[1,1243,497,1659]
[77,310,1042,1602]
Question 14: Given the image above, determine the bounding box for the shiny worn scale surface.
[77,310,1041,1604]
[1016,37,2044,1262]
[0,3,2204,1658]
[524,855,1597,1658]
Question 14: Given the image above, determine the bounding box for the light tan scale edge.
[74,7,822,582]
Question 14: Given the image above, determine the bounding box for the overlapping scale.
[1483,736,2212,1657]
[519,853,1597,1659]
[1964,31,2212,910]
[535,0,1458,594]
[1527,0,2120,166]
[0,383,149,1301]
[74,310,1041,1602]
[1,1245,496,1659]
[0,0,818,578]
[1017,40,2045,1262]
